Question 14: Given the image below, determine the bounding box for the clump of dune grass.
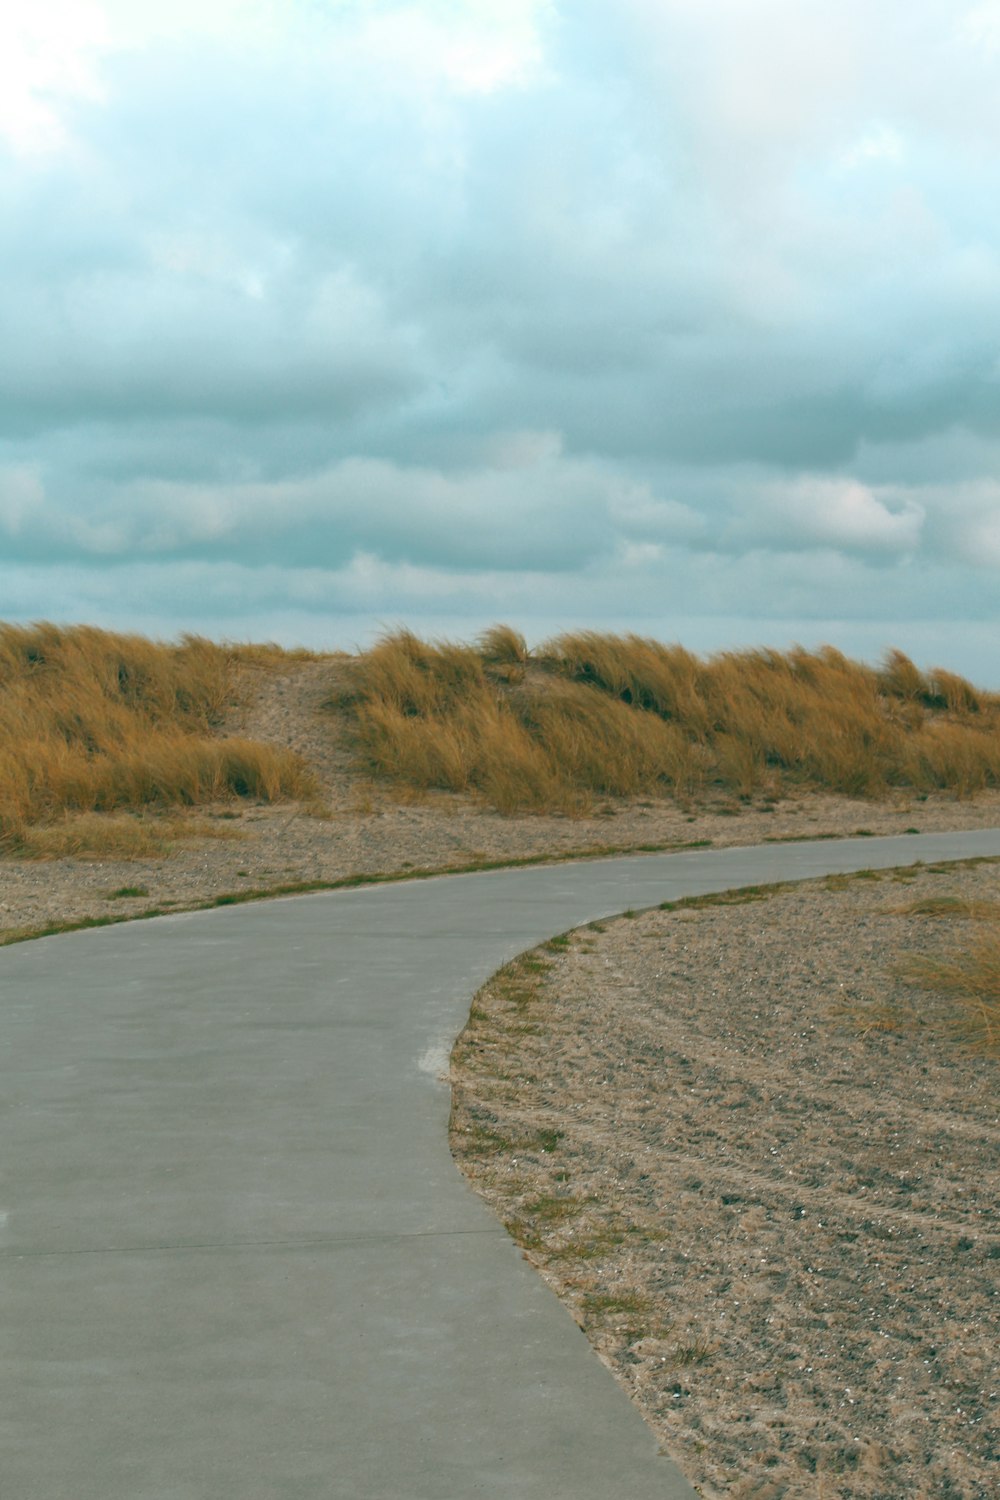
[0,623,317,852]
[891,895,1000,920]
[477,625,529,682]
[223,641,329,666]
[477,623,528,666]
[340,632,704,814]
[19,812,246,861]
[338,626,1000,815]
[897,925,1000,1055]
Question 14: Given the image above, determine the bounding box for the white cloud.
[105,0,553,95]
[913,479,1000,566]
[960,516,1000,564]
[0,0,553,158]
[0,466,45,532]
[960,0,1000,53]
[146,229,294,302]
[346,1,553,95]
[838,123,905,171]
[617,540,664,567]
[609,493,707,544]
[0,4,109,154]
[751,477,925,555]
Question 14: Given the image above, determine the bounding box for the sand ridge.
[4,659,1000,936]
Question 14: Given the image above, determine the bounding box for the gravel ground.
[450,861,1000,1499]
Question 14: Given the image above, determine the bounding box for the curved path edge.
[3,829,1000,1499]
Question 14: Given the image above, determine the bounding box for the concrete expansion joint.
[1,1226,509,1259]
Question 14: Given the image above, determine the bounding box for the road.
[3,829,1000,1499]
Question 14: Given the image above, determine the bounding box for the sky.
[3,0,1000,678]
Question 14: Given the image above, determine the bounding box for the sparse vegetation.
[337,627,1000,814]
[18,812,245,861]
[895,907,1000,1055]
[0,622,317,854]
[450,859,1000,1499]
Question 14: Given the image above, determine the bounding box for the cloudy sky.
[4,1,1000,677]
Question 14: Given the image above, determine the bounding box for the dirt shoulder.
[450,861,1000,1500]
[4,658,1000,938]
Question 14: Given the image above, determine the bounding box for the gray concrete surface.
[2,828,1000,1498]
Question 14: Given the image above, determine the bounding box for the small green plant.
[658,882,791,914]
[578,1287,673,1338]
[672,1337,714,1367]
[823,869,880,890]
[543,932,572,952]
[104,885,149,900]
[521,1191,578,1221]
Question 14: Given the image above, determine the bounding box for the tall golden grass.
[340,627,1000,814]
[0,623,315,851]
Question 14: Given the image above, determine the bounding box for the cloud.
[0,442,629,571]
[0,3,110,155]
[746,477,925,556]
[3,1,1000,679]
[961,0,1000,54]
[0,464,45,532]
[905,479,1000,568]
[0,225,426,433]
[838,124,906,172]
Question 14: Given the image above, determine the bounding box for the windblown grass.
[888,892,1000,1054]
[898,928,1000,1054]
[339,627,1000,814]
[0,623,316,852]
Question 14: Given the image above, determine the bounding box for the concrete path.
[3,829,1000,1499]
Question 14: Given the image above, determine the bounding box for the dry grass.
[894,900,1000,1055]
[477,624,529,668]
[891,895,1000,919]
[0,623,317,852]
[339,627,1000,815]
[898,937,1000,1054]
[18,812,245,861]
[223,640,333,668]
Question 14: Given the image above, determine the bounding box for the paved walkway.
[4,829,1000,1498]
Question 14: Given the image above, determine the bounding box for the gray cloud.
[3,1,1000,678]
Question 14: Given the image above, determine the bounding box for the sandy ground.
[4,659,1000,937]
[450,862,1000,1499]
[3,661,999,1495]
